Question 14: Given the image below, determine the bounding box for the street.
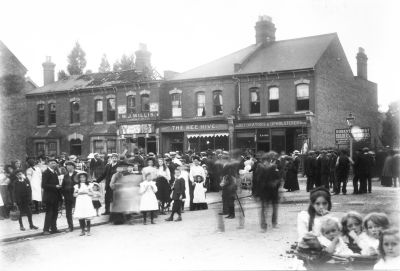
[1,181,399,271]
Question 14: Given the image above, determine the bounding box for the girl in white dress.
[139,172,158,225]
[26,159,42,213]
[374,229,400,270]
[73,172,96,236]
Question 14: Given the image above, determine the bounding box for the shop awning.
[31,129,62,138]
[89,125,117,136]
[187,132,229,138]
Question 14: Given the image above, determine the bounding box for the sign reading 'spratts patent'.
[335,127,371,144]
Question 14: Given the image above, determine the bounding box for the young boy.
[165,168,186,222]
[318,217,354,256]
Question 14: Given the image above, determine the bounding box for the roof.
[26,69,156,95]
[171,33,337,80]
[0,40,28,75]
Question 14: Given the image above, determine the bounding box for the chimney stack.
[255,15,276,44]
[135,43,152,72]
[356,47,368,80]
[42,56,55,85]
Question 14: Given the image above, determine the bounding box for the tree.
[98,54,111,73]
[57,70,68,80]
[113,54,135,71]
[380,101,400,148]
[67,42,87,75]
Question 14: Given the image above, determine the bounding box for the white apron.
[193,182,206,203]
[74,183,96,220]
[139,181,158,211]
[27,166,42,201]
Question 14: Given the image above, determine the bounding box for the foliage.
[113,54,135,71]
[98,54,111,73]
[380,101,400,148]
[0,74,25,95]
[57,70,68,80]
[67,42,87,75]
[85,69,93,74]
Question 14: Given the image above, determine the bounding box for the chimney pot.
[356,47,368,80]
[135,43,152,73]
[42,56,55,85]
[255,15,276,44]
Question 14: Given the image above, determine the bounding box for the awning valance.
[187,132,229,139]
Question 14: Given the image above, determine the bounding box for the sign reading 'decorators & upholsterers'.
[160,123,228,132]
[335,127,371,144]
[235,120,307,129]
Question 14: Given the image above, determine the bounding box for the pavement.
[1,177,398,243]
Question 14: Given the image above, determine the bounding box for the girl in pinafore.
[74,172,96,236]
[139,172,158,225]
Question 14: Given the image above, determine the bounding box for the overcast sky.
[1,0,399,110]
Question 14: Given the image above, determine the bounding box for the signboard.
[150,103,159,112]
[257,129,270,140]
[120,124,154,135]
[160,123,228,132]
[118,112,158,121]
[235,120,306,129]
[335,127,371,144]
[118,105,126,114]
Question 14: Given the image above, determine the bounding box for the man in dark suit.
[165,168,186,222]
[61,161,78,232]
[96,153,119,215]
[89,153,104,180]
[42,159,62,234]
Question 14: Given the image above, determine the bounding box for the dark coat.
[284,159,300,191]
[13,178,32,204]
[254,163,281,202]
[221,175,237,200]
[171,177,186,200]
[336,155,350,178]
[155,176,171,202]
[96,163,119,189]
[89,158,104,179]
[42,168,62,204]
[61,171,78,202]
[318,156,330,175]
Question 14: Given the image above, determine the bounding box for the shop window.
[171,93,182,117]
[48,103,56,125]
[127,95,136,114]
[107,139,116,153]
[213,90,223,115]
[249,88,260,114]
[141,94,150,112]
[296,84,309,111]
[93,140,104,154]
[70,139,82,155]
[94,99,103,122]
[269,87,279,113]
[107,98,116,121]
[48,141,57,156]
[70,101,80,124]
[196,92,206,117]
[37,104,45,125]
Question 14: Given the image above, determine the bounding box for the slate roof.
[26,69,155,95]
[171,33,337,80]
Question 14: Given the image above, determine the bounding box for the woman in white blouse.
[297,187,333,248]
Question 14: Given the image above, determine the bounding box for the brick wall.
[314,36,379,149]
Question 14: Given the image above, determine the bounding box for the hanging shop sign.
[335,127,371,144]
[235,120,307,129]
[118,111,158,121]
[160,123,228,132]
[120,124,154,135]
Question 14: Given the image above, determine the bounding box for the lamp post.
[305,111,315,150]
[346,113,356,159]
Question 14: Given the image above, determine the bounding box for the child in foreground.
[374,228,400,270]
[341,211,363,254]
[317,217,354,256]
[356,212,390,255]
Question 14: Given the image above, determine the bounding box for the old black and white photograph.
[1,0,399,270]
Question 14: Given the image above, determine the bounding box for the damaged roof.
[27,69,157,95]
[171,33,337,80]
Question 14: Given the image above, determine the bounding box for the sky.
[1,0,399,111]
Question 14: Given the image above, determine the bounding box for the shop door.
[271,129,285,154]
[257,142,270,152]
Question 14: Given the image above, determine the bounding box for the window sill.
[70,123,80,126]
[267,112,280,115]
[106,121,116,124]
[294,111,309,114]
[248,113,262,116]
[48,125,56,128]
[172,116,183,119]
[36,125,46,128]
[94,122,104,125]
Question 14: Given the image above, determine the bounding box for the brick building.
[0,41,37,164]
[25,16,378,158]
[159,16,378,154]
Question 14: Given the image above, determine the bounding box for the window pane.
[141,94,150,112]
[127,96,136,114]
[213,91,223,115]
[269,87,279,100]
[38,104,45,125]
[95,100,103,112]
[250,88,259,102]
[107,98,115,111]
[296,84,309,99]
[107,140,116,153]
[196,92,206,117]
[297,99,309,111]
[269,100,279,113]
[48,104,56,125]
[71,101,80,123]
[171,93,181,108]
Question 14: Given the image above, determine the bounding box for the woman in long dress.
[25,159,42,213]
[74,172,96,236]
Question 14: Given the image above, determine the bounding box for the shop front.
[118,124,158,154]
[160,122,229,154]
[234,119,308,154]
